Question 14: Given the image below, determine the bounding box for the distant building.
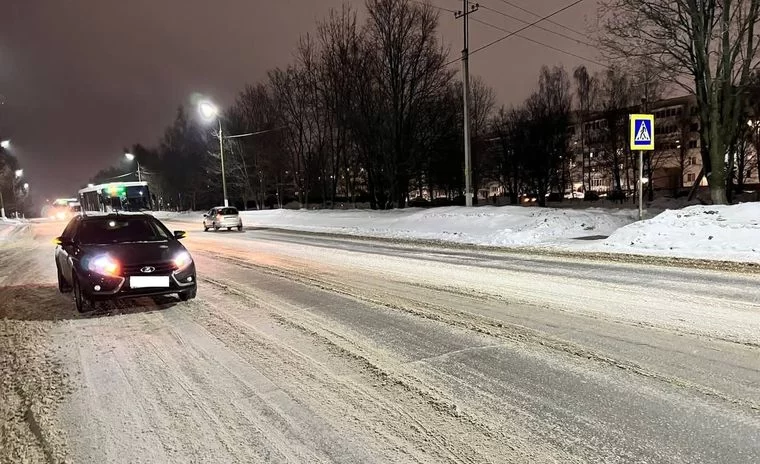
[568,94,759,195]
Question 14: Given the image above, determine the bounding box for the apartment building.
[568,94,759,195]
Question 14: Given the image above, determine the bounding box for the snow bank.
[238,206,637,247]
[599,203,760,262]
[0,220,23,241]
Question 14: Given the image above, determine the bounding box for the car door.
[57,218,80,284]
[205,208,216,227]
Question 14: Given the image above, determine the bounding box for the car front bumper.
[78,265,196,301]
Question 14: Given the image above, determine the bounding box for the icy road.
[1,220,759,463]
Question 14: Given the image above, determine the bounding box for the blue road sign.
[629,114,654,150]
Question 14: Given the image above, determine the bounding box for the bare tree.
[364,0,454,208]
[491,106,526,204]
[597,66,637,194]
[573,65,599,190]
[599,0,760,204]
[457,76,496,203]
[523,66,572,206]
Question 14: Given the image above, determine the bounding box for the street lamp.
[0,140,9,149]
[14,169,22,178]
[124,152,142,182]
[197,99,228,207]
[23,183,28,190]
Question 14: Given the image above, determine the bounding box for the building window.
[688,140,698,149]
[690,122,699,131]
[687,173,696,182]
[689,156,698,165]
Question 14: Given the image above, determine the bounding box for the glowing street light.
[23,183,29,190]
[198,99,228,207]
[14,169,22,178]
[0,140,9,149]
[124,152,142,181]
[198,101,219,122]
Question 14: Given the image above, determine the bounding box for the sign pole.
[638,150,644,221]
[630,113,653,221]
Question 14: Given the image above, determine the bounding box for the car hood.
[80,241,185,266]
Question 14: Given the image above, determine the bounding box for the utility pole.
[455,1,479,207]
[219,119,228,207]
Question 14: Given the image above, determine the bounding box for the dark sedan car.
[54,213,197,312]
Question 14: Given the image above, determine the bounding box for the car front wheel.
[72,276,90,313]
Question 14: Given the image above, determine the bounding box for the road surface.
[1,220,759,463]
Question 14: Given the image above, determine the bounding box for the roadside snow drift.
[600,203,760,262]
[238,206,637,247]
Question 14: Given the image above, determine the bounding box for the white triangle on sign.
[634,121,651,143]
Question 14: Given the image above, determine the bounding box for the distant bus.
[78,181,153,214]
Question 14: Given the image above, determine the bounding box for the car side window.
[61,217,79,240]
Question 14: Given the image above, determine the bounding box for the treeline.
[0,150,27,216]
[89,0,760,210]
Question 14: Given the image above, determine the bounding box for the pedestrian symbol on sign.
[629,114,655,151]
[634,120,651,143]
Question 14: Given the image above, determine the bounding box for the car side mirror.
[174,230,187,239]
[53,236,72,246]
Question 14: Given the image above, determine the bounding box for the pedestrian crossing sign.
[630,114,654,151]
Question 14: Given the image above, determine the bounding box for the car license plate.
[130,276,170,288]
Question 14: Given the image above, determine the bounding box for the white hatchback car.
[203,206,243,231]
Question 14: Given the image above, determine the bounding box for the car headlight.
[87,254,120,276]
[173,251,192,271]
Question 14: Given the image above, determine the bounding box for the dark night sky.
[0,0,598,201]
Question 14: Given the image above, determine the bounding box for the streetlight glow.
[124,152,135,161]
[14,169,22,178]
[0,140,9,149]
[23,183,29,190]
[198,101,219,121]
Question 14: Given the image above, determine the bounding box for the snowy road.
[2,221,760,463]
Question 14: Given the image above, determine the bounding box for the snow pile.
[238,206,637,247]
[0,219,23,241]
[600,203,760,262]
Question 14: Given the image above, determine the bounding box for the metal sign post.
[629,114,655,221]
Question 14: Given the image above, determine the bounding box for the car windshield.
[219,208,238,215]
[78,217,171,244]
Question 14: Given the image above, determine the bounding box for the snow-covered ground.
[236,206,637,247]
[159,203,760,263]
[594,203,760,262]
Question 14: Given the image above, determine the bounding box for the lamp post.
[124,153,142,182]
[198,100,228,207]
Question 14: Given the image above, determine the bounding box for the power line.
[478,3,595,48]
[494,0,589,39]
[445,0,589,65]
[470,16,606,67]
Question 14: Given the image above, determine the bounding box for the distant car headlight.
[173,251,192,271]
[87,254,120,276]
